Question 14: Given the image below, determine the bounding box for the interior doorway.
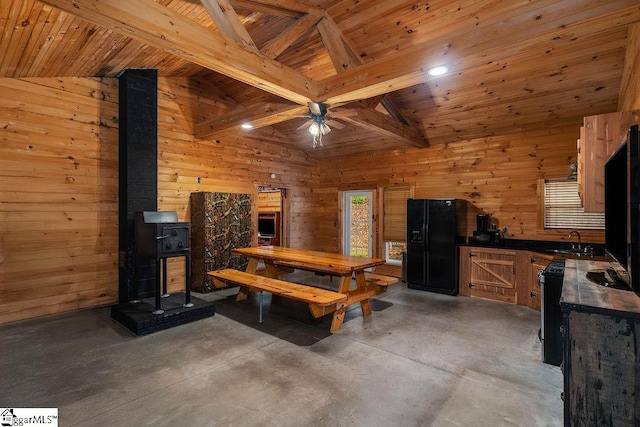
[342,190,374,257]
[257,187,287,247]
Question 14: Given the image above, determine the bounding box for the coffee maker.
[472,213,501,244]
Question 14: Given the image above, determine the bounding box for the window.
[383,187,410,264]
[543,179,604,229]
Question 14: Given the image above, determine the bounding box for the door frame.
[256,186,288,247]
[339,189,376,257]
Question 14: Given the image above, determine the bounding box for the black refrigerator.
[406,199,465,295]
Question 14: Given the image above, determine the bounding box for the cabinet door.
[577,128,584,205]
[458,246,472,297]
[579,112,636,212]
[466,248,517,303]
[528,252,553,310]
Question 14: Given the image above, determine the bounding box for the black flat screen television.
[258,216,276,238]
[604,140,628,268]
[628,125,639,292]
[604,124,639,292]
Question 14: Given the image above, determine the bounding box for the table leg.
[263,260,280,278]
[354,270,372,316]
[245,257,260,273]
[330,300,347,333]
[330,275,352,331]
[237,257,259,301]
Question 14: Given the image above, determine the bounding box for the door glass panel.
[385,241,406,264]
[343,191,373,257]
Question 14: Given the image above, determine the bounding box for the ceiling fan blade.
[308,102,328,116]
[329,108,358,118]
[325,118,345,129]
[297,119,313,130]
[277,113,309,118]
[308,102,321,115]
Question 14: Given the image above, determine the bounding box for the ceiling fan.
[297,102,346,148]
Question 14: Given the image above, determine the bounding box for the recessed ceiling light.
[428,66,448,76]
[240,123,253,130]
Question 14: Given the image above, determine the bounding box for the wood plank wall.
[2,69,639,325]
[0,76,319,325]
[0,77,119,324]
[308,123,604,256]
[156,77,319,292]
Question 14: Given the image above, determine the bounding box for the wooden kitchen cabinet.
[460,246,552,310]
[459,246,517,303]
[577,111,638,213]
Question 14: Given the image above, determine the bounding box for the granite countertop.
[461,238,607,258]
[561,258,640,317]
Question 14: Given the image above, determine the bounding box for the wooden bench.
[273,260,344,276]
[208,268,348,326]
[273,261,398,287]
[267,262,397,294]
[364,272,398,287]
[255,265,295,277]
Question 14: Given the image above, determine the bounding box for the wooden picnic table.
[232,246,388,331]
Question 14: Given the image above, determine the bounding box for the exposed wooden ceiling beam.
[194,18,323,135]
[261,13,322,59]
[200,0,258,51]
[231,1,301,18]
[359,95,384,110]
[316,14,427,146]
[195,102,308,138]
[231,0,323,16]
[40,0,316,105]
[339,106,428,148]
[380,94,409,126]
[316,17,352,73]
[196,7,425,144]
[319,0,640,105]
[194,7,321,137]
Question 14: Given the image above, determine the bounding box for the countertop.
[560,258,640,318]
[461,237,607,259]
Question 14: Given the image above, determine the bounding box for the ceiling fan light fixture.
[309,122,320,135]
[428,65,448,76]
[305,102,332,148]
[240,122,253,130]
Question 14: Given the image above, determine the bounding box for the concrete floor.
[0,273,563,426]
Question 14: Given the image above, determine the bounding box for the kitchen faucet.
[568,230,582,252]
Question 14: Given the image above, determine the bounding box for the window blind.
[543,180,604,229]
[383,187,410,242]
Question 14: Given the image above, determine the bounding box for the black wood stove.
[112,70,214,335]
[135,211,192,314]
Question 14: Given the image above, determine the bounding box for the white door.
[342,190,373,257]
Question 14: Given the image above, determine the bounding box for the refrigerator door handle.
[423,224,428,251]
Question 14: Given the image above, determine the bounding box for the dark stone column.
[118,69,158,303]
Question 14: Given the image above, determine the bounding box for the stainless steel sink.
[551,248,596,258]
[552,249,580,255]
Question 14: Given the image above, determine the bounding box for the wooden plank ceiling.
[1,0,639,158]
